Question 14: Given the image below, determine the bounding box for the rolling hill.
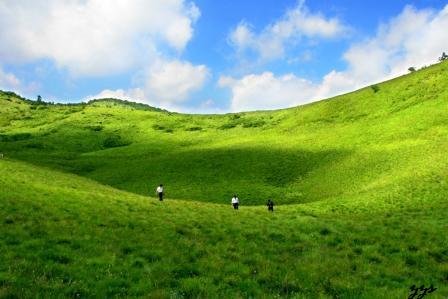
[1,61,447,298]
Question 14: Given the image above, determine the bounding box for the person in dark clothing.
[267,199,274,212]
[156,184,164,201]
[231,194,239,210]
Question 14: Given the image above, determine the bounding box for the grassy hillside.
[1,159,447,298]
[1,61,448,297]
[1,61,448,205]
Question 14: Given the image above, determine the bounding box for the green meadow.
[1,61,447,298]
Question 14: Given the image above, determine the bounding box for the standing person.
[231,194,239,210]
[267,199,274,212]
[156,184,164,201]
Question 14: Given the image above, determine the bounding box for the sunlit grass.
[0,61,447,297]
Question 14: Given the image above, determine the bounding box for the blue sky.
[0,0,447,113]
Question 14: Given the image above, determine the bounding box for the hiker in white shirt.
[156,184,164,201]
[231,194,239,210]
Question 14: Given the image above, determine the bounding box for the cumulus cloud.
[219,72,315,111]
[157,98,227,114]
[87,59,210,108]
[315,4,448,99]
[343,5,448,81]
[85,88,146,103]
[222,4,448,112]
[145,59,210,103]
[0,68,21,90]
[228,0,347,61]
[0,0,200,76]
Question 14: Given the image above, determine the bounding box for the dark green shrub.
[152,124,165,130]
[371,85,380,93]
[320,228,331,235]
[218,123,237,130]
[242,119,266,128]
[0,133,32,142]
[103,135,131,149]
[185,126,202,131]
[85,125,103,132]
[26,142,45,149]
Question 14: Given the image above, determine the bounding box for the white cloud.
[0,67,41,96]
[0,0,209,106]
[0,0,200,76]
[146,59,210,103]
[228,0,347,61]
[287,50,313,64]
[85,88,146,102]
[222,4,448,112]
[315,4,448,99]
[158,98,227,114]
[344,5,448,80]
[219,72,315,111]
[86,59,210,108]
[0,68,21,90]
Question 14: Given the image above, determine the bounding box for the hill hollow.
[1,61,448,298]
[1,61,448,206]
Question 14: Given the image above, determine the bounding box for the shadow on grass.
[1,129,351,205]
[71,146,350,205]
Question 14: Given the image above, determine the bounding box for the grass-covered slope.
[0,62,448,297]
[1,159,447,298]
[1,62,448,205]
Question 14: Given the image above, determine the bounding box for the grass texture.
[0,61,447,298]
